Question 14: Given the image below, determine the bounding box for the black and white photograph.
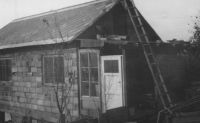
[0,0,200,123]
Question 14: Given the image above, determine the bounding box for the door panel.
[104,75,122,109]
[101,55,124,112]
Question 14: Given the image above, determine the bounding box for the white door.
[101,55,124,112]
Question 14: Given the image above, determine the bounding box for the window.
[80,50,99,97]
[43,56,64,83]
[104,60,119,73]
[0,58,12,81]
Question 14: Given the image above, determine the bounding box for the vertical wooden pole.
[122,49,127,106]
[0,111,5,123]
[76,47,81,118]
[60,114,65,123]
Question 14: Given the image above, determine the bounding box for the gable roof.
[0,0,116,49]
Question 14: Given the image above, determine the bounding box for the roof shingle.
[0,0,116,49]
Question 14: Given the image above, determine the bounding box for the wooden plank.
[173,116,200,123]
[122,49,127,106]
[0,111,5,123]
[70,118,98,123]
[178,111,200,117]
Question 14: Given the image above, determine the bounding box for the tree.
[177,12,200,97]
[189,12,200,44]
[41,12,75,123]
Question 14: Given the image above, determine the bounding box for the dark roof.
[0,0,116,49]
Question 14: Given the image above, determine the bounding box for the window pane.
[80,51,99,97]
[90,53,98,67]
[81,68,89,81]
[90,68,98,82]
[104,60,119,73]
[91,83,99,96]
[81,82,89,96]
[80,53,88,67]
[54,56,64,83]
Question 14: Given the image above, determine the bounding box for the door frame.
[101,55,125,112]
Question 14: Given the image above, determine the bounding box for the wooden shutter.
[44,56,64,83]
[1,60,6,81]
[5,59,11,81]
[0,60,2,81]
[44,57,54,83]
[0,59,11,81]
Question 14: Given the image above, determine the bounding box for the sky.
[0,0,200,41]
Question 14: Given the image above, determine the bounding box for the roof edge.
[12,0,113,23]
[0,36,73,50]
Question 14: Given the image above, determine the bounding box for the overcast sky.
[0,0,200,41]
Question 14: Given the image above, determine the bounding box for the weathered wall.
[125,44,192,109]
[156,54,187,103]
[0,48,79,123]
[125,46,154,107]
[78,3,128,40]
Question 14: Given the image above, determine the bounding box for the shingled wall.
[0,48,79,123]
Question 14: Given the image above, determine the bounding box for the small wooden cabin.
[0,0,195,122]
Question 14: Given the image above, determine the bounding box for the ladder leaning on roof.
[123,0,173,109]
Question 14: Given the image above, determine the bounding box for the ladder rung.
[141,41,150,43]
[142,43,150,46]
[150,62,156,65]
[153,72,162,76]
[166,101,173,104]
[135,24,143,27]
[131,15,140,18]
[128,7,137,9]
[157,82,165,86]
[153,73,162,78]
[161,92,169,96]
[140,34,147,37]
[142,43,149,46]
[145,53,153,56]
[165,102,173,107]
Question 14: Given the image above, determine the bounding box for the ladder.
[124,0,173,109]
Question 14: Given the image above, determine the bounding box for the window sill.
[81,96,100,101]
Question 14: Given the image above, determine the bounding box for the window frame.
[0,58,12,82]
[79,49,100,97]
[42,55,65,85]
